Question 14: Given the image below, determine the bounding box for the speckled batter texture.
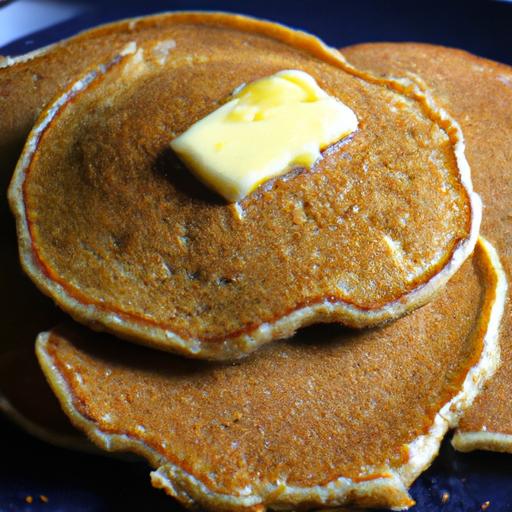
[0,14,203,238]
[8,14,477,358]
[36,240,504,511]
[341,42,512,449]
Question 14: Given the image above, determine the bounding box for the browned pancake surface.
[9,15,476,357]
[0,15,178,238]
[0,14,257,234]
[37,241,501,510]
[342,42,512,443]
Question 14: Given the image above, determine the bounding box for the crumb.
[40,495,49,503]
[25,495,33,504]
[441,491,450,504]
[481,501,491,510]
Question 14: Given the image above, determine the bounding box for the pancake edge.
[0,45,56,68]
[453,238,510,456]
[452,431,512,453]
[339,42,512,459]
[8,12,481,359]
[34,237,505,511]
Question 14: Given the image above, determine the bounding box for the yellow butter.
[170,70,358,202]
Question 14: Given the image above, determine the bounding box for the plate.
[1,1,511,510]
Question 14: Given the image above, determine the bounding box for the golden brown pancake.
[340,42,512,454]
[36,238,505,511]
[8,13,479,359]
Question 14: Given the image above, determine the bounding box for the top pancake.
[8,14,479,358]
[340,42,512,452]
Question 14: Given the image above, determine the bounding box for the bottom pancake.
[36,238,505,511]
[340,42,512,455]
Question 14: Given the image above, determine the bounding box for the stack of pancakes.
[1,12,511,511]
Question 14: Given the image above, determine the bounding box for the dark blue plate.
[1,1,512,511]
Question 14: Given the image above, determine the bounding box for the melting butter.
[170,70,358,202]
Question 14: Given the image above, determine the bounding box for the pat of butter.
[170,70,358,202]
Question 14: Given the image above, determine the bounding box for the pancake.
[0,55,72,445]
[340,42,512,454]
[36,238,505,511]
[8,13,480,359]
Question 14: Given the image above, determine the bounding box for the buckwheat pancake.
[35,238,505,511]
[8,14,479,359]
[341,42,512,454]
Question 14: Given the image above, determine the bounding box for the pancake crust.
[36,238,505,511]
[8,14,480,359]
[341,42,512,454]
